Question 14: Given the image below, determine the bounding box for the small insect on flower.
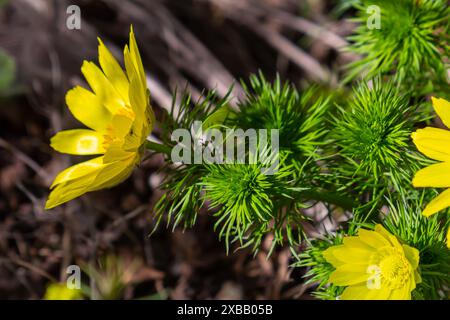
[45,26,154,209]
[323,225,421,300]
[412,97,450,248]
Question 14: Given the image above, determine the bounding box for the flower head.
[43,283,82,300]
[46,27,154,209]
[412,97,450,248]
[323,225,421,300]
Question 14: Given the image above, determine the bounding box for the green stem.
[145,140,172,155]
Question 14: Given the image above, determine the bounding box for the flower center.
[102,106,136,149]
[371,247,411,289]
[116,106,135,120]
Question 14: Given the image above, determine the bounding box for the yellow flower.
[46,27,154,209]
[323,225,421,300]
[412,97,450,248]
[43,283,82,300]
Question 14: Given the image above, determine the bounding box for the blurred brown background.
[0,0,355,299]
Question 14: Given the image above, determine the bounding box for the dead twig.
[0,137,50,182]
[206,0,333,83]
[109,0,244,103]
[106,205,148,230]
[7,256,57,283]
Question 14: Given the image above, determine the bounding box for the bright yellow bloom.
[43,283,82,300]
[46,27,154,209]
[323,225,421,300]
[412,97,450,248]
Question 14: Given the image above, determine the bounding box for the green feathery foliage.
[293,234,345,300]
[232,73,330,162]
[345,0,449,90]
[153,75,356,254]
[333,78,425,189]
[153,90,231,231]
[230,74,345,206]
[147,0,449,297]
[288,0,450,300]
[201,160,296,253]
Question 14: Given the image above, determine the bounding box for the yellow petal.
[90,155,136,190]
[341,285,391,300]
[108,112,134,140]
[432,97,450,129]
[97,38,129,102]
[330,247,373,265]
[124,43,146,103]
[422,188,450,217]
[128,26,146,84]
[412,162,450,188]
[46,157,134,209]
[50,129,106,155]
[141,106,154,144]
[81,61,125,114]
[342,236,373,251]
[358,229,391,249]
[44,283,82,300]
[50,156,103,188]
[122,73,149,150]
[374,225,402,249]
[46,172,98,209]
[323,246,345,267]
[340,285,370,300]
[66,86,112,132]
[388,283,411,300]
[362,286,392,300]
[409,273,418,291]
[414,270,422,285]
[411,127,450,162]
[129,73,146,118]
[103,141,137,163]
[123,45,135,82]
[402,244,420,269]
[329,264,368,286]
